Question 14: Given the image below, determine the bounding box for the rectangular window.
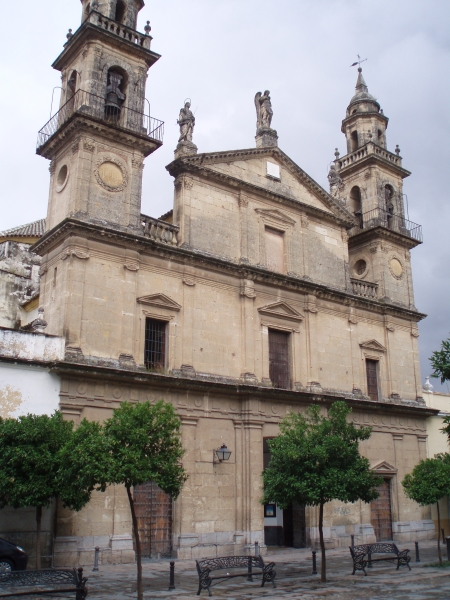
[144,318,166,370]
[265,227,285,273]
[366,359,379,401]
[268,329,290,389]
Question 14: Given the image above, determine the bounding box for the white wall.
[0,362,60,418]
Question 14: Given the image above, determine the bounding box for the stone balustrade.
[88,11,152,49]
[337,142,402,170]
[350,278,378,299]
[141,215,179,246]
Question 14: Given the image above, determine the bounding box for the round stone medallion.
[389,258,403,279]
[95,157,128,192]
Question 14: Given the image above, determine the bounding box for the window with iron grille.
[268,329,290,389]
[144,318,166,370]
[366,359,379,401]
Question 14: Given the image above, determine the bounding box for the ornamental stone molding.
[61,249,90,260]
[83,138,96,153]
[94,156,129,192]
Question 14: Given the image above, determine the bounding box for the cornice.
[50,359,438,418]
[52,21,160,71]
[36,112,161,160]
[31,217,426,322]
[166,147,355,228]
[348,225,421,250]
[337,151,411,180]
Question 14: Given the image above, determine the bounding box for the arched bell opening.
[114,0,127,23]
[350,186,362,227]
[83,2,91,21]
[350,130,359,152]
[67,70,78,99]
[384,184,395,228]
[104,67,127,123]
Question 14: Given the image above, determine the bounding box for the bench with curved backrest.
[195,555,276,596]
[350,542,411,576]
[0,567,87,598]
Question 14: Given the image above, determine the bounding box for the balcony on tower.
[348,207,422,244]
[36,89,164,155]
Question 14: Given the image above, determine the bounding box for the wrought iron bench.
[0,567,87,598]
[195,555,276,596]
[350,543,411,576]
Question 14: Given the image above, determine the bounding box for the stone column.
[242,418,264,548]
[174,417,198,557]
[120,249,140,362]
[240,280,256,380]
[305,295,319,386]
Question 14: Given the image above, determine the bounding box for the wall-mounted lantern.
[214,444,232,463]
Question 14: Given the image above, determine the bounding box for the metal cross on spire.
[350,55,367,68]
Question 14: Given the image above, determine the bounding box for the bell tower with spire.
[37,0,163,232]
[333,67,422,310]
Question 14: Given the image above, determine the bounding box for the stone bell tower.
[332,67,422,309]
[34,0,164,348]
[37,0,163,231]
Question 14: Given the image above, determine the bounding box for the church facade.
[0,0,437,566]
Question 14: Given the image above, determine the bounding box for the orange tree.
[261,401,381,582]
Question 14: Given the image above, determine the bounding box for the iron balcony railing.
[349,207,422,243]
[37,89,164,150]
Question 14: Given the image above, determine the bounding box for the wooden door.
[269,329,290,389]
[370,479,393,541]
[366,359,379,401]
[133,481,173,558]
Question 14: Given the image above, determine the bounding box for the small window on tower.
[350,131,359,151]
[144,318,167,370]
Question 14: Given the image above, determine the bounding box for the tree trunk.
[437,500,443,566]
[126,485,143,600]
[36,506,42,571]
[319,502,326,583]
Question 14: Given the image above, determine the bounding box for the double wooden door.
[133,481,173,558]
[370,479,393,541]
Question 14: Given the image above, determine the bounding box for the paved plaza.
[84,541,450,599]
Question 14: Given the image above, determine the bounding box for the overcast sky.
[1,0,449,392]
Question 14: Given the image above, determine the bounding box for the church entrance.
[370,479,393,541]
[133,482,173,558]
[263,438,306,547]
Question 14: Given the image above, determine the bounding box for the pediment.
[167,147,355,228]
[137,294,181,311]
[371,461,398,475]
[258,302,304,322]
[360,339,386,352]
[255,209,296,226]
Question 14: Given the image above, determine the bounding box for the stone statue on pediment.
[177,101,195,143]
[328,164,343,201]
[174,100,198,158]
[254,90,278,148]
[255,90,273,131]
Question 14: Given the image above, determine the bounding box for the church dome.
[347,68,380,115]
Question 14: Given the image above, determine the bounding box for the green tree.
[261,401,381,582]
[402,454,450,565]
[430,337,450,384]
[103,401,187,600]
[0,412,73,569]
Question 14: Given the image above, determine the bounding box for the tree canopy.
[402,454,450,565]
[261,401,381,582]
[0,412,73,568]
[430,337,450,384]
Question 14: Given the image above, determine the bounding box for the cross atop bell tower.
[37,0,163,231]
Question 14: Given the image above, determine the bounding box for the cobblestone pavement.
[83,541,450,599]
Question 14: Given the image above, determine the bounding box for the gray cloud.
[1,0,449,391]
